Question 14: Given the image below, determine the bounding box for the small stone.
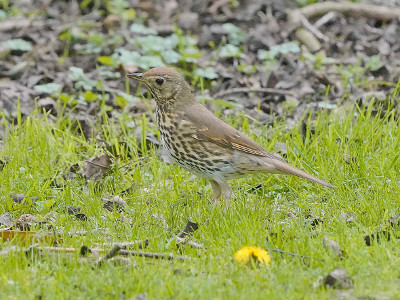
[324,268,353,289]
[323,236,343,257]
[16,214,36,231]
[37,97,57,114]
[177,12,199,31]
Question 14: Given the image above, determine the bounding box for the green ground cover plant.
[1,91,400,298]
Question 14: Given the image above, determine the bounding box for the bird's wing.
[184,102,284,161]
[183,101,333,188]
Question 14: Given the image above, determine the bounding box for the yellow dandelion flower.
[234,246,271,266]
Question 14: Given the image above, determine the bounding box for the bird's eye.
[155,78,164,85]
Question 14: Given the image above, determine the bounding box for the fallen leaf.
[177,220,199,238]
[80,153,112,181]
[102,196,127,212]
[0,212,14,227]
[323,236,343,257]
[67,206,88,221]
[0,230,59,245]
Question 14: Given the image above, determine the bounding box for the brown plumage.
[127,67,333,210]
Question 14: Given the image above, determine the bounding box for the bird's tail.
[271,160,334,188]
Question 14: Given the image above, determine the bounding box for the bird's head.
[127,67,190,103]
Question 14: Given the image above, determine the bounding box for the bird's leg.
[209,179,221,203]
[219,181,232,213]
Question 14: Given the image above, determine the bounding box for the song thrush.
[127,67,333,210]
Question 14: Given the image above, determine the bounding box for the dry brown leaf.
[0,230,60,245]
[80,153,112,181]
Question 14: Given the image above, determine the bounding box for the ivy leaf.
[33,83,62,94]
[223,23,246,46]
[112,49,164,69]
[129,23,157,35]
[4,39,32,51]
[219,44,243,58]
[116,92,139,108]
[194,67,219,79]
[0,10,6,20]
[135,35,178,52]
[68,66,97,91]
[258,42,300,61]
[162,50,181,64]
[181,47,202,63]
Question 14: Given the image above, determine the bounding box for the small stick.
[213,87,295,99]
[97,244,123,266]
[299,14,330,43]
[313,12,337,29]
[267,248,325,261]
[176,237,204,249]
[119,249,190,261]
[290,2,400,27]
[114,240,149,250]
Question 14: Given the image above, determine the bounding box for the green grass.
[1,100,400,299]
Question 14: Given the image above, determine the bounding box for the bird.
[127,67,333,211]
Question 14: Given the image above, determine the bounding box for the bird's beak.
[126,73,148,83]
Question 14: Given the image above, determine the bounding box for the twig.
[176,237,204,249]
[208,0,229,15]
[289,2,400,53]
[119,249,190,260]
[36,246,106,253]
[313,12,337,29]
[97,243,123,266]
[114,240,149,250]
[290,1,400,28]
[267,248,325,261]
[299,13,329,43]
[213,87,295,99]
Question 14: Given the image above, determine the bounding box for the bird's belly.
[161,135,245,180]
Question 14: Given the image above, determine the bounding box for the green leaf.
[123,8,136,21]
[162,50,181,64]
[366,55,382,71]
[99,68,121,79]
[117,92,139,105]
[223,23,246,46]
[35,199,56,212]
[0,10,6,20]
[204,98,243,108]
[68,66,97,91]
[258,42,300,61]
[4,39,32,51]
[33,83,62,94]
[97,56,116,66]
[135,35,178,52]
[112,49,164,69]
[219,44,243,58]
[83,90,97,102]
[129,23,157,35]
[181,47,202,63]
[194,67,219,80]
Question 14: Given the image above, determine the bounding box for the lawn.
[1,94,400,299]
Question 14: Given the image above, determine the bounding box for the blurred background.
[0,0,399,133]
